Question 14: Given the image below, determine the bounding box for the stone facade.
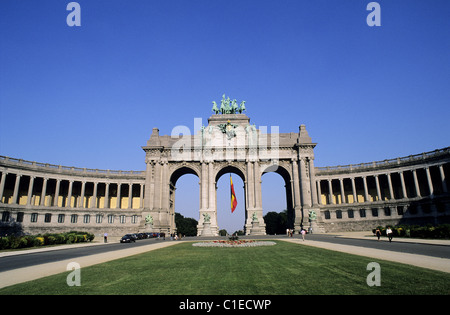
[0,111,449,236]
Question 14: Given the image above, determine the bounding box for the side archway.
[261,164,295,233]
[169,165,200,234]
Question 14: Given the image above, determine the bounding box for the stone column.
[399,172,408,199]
[351,177,357,203]
[128,182,133,209]
[53,179,61,207]
[0,172,7,203]
[104,182,110,208]
[116,183,121,209]
[200,162,208,211]
[309,158,319,206]
[12,174,21,205]
[26,176,35,206]
[339,178,346,204]
[327,179,333,204]
[40,178,48,206]
[425,167,434,197]
[375,175,382,201]
[439,165,448,193]
[412,169,421,197]
[80,181,86,208]
[387,173,394,200]
[139,183,144,208]
[291,159,302,231]
[316,180,322,205]
[92,182,98,208]
[67,180,74,208]
[246,161,255,209]
[363,176,369,202]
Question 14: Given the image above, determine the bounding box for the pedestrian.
[386,227,393,242]
[301,229,306,241]
[375,228,381,241]
[103,232,108,243]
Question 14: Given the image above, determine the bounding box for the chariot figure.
[212,101,219,114]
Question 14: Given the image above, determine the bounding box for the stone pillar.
[425,167,434,197]
[351,177,357,203]
[53,179,61,207]
[116,183,121,209]
[339,178,346,204]
[12,174,21,205]
[128,182,133,209]
[91,182,97,208]
[327,179,333,204]
[387,173,394,200]
[316,180,322,205]
[299,158,312,208]
[40,178,48,206]
[200,162,208,211]
[412,169,421,197]
[309,158,319,206]
[439,165,448,193]
[246,161,255,209]
[139,183,144,208]
[399,172,408,199]
[375,175,382,201]
[291,159,302,231]
[80,181,86,208]
[26,176,35,206]
[0,172,6,203]
[105,182,110,208]
[67,180,74,208]
[363,176,369,202]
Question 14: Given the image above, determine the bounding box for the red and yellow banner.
[230,175,238,213]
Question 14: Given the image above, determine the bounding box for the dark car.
[120,234,136,243]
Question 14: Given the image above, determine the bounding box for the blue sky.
[1,0,449,233]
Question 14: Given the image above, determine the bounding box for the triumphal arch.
[142,95,318,236]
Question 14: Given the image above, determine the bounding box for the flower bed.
[192,240,276,248]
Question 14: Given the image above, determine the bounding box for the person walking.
[103,232,108,243]
[301,229,306,241]
[386,227,393,242]
[375,228,381,241]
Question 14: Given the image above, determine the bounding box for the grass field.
[1,240,449,295]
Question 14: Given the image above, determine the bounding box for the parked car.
[120,234,136,243]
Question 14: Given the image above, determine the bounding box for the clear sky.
[1,0,449,233]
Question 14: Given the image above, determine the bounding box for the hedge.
[0,231,95,250]
[373,224,450,239]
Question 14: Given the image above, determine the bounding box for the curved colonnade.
[0,156,146,236]
[314,147,450,232]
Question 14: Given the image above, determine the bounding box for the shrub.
[374,224,450,239]
[35,237,44,246]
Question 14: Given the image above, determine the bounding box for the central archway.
[215,165,246,235]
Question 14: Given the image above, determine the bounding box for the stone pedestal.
[201,222,214,237]
[249,221,265,235]
[309,220,324,233]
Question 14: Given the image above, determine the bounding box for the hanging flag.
[230,174,238,213]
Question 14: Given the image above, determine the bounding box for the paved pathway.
[1,232,449,289]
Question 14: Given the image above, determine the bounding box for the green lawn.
[1,240,449,295]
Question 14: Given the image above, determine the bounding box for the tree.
[175,213,198,236]
[264,210,288,235]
